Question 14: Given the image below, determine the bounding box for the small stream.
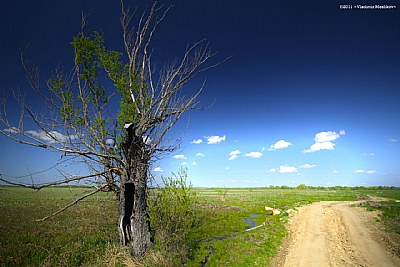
[244,213,261,230]
[200,213,263,266]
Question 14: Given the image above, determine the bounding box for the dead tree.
[0,2,220,256]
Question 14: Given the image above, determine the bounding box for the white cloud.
[267,168,277,173]
[3,127,20,134]
[389,137,398,144]
[192,161,198,166]
[304,141,335,153]
[355,169,376,174]
[225,166,230,170]
[205,135,226,144]
[143,136,151,145]
[191,139,203,144]
[362,152,375,156]
[196,152,205,157]
[106,138,114,146]
[153,167,163,172]
[229,150,241,155]
[298,164,316,169]
[173,154,187,160]
[279,165,298,173]
[315,131,342,143]
[333,170,338,174]
[304,130,344,153]
[25,130,55,143]
[25,130,77,144]
[181,162,188,166]
[228,150,241,160]
[228,155,238,160]
[269,140,292,151]
[244,151,263,158]
[261,147,266,152]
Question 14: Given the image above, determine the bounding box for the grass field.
[1,186,399,266]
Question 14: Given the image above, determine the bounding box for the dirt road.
[272,199,400,267]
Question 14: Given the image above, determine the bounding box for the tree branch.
[36,184,107,222]
[0,170,114,190]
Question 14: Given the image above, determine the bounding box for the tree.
[296,184,309,190]
[0,2,219,256]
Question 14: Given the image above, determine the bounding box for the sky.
[0,0,399,187]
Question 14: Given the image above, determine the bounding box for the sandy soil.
[271,198,400,267]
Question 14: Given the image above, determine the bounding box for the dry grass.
[92,244,173,267]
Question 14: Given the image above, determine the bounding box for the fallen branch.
[245,222,266,232]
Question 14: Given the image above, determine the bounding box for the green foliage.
[148,168,199,264]
[43,29,159,152]
[296,184,309,190]
[70,31,151,143]
[70,32,136,125]
[215,188,228,201]
[67,31,147,150]
[71,33,103,102]
[47,73,76,122]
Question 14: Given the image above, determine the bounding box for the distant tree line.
[1,184,398,191]
[267,185,399,190]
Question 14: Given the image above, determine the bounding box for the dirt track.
[272,199,400,267]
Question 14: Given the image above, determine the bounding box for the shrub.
[296,184,309,190]
[148,168,199,264]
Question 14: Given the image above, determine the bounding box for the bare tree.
[0,2,220,256]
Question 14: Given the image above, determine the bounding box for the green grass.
[0,187,118,266]
[1,186,399,266]
[358,200,400,235]
[357,189,400,200]
[186,188,359,266]
[355,190,400,235]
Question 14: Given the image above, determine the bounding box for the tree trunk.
[118,173,152,256]
[130,177,151,256]
[118,131,152,256]
[118,182,134,246]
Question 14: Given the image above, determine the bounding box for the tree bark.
[118,128,152,256]
[130,177,151,256]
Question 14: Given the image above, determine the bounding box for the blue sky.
[0,0,399,187]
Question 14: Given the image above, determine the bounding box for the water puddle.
[199,233,239,266]
[200,244,215,267]
[199,214,262,266]
[244,213,261,230]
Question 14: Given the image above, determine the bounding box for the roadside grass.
[360,201,400,235]
[357,189,400,200]
[373,201,400,234]
[356,190,400,235]
[2,186,399,266]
